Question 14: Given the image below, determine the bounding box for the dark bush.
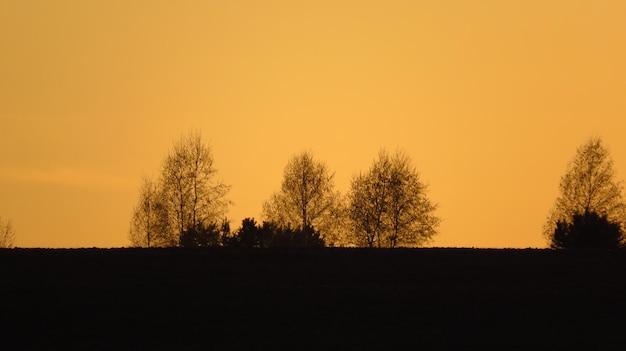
[229,219,324,248]
[552,211,624,249]
[180,223,221,247]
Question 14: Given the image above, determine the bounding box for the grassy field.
[1,248,626,350]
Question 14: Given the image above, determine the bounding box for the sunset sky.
[1,0,626,248]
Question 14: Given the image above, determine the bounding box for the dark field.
[2,248,626,350]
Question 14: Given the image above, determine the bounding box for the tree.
[552,211,623,249]
[262,151,342,244]
[161,131,230,245]
[545,137,626,246]
[0,216,15,248]
[232,217,263,248]
[129,176,175,247]
[386,151,439,247]
[128,131,230,247]
[349,170,387,248]
[349,149,439,248]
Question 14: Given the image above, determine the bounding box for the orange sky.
[1,0,626,248]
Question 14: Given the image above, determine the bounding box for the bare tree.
[161,131,230,245]
[348,153,392,247]
[387,151,438,247]
[545,137,626,246]
[262,151,342,244]
[0,216,16,248]
[162,135,191,241]
[349,172,381,247]
[129,176,175,247]
[349,149,439,248]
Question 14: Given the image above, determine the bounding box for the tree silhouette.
[349,149,439,248]
[552,211,623,249]
[162,131,230,245]
[545,137,626,246]
[262,151,344,245]
[129,131,230,247]
[129,176,175,247]
[0,216,15,248]
[234,217,263,247]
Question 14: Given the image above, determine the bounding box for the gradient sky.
[1,0,626,248]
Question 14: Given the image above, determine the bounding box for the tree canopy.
[348,149,439,247]
[545,137,626,248]
[262,151,345,246]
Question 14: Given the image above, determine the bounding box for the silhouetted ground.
[1,248,626,350]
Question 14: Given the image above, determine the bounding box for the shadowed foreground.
[1,248,625,350]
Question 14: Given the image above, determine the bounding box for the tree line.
[129,131,439,248]
[130,132,626,249]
